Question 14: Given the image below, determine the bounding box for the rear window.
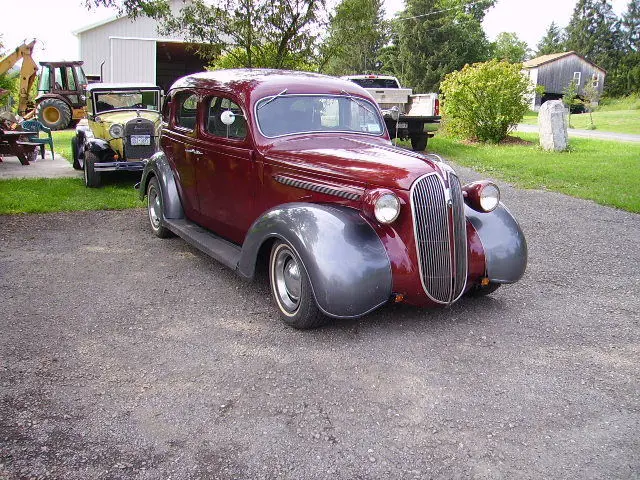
[175,92,198,130]
[348,78,400,89]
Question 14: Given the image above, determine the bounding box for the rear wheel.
[410,132,428,151]
[36,98,71,130]
[146,177,171,238]
[269,241,325,329]
[83,151,101,188]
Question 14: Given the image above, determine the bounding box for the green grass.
[51,129,75,162]
[0,177,143,214]
[599,94,640,111]
[426,133,640,213]
[521,109,640,135]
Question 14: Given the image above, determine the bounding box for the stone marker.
[538,100,568,152]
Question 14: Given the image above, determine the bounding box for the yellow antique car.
[71,83,162,187]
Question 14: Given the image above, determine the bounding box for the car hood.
[262,135,446,191]
[94,110,161,125]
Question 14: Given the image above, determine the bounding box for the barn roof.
[523,51,606,73]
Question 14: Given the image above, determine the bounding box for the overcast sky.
[1,0,630,62]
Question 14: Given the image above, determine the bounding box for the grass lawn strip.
[427,133,640,213]
[521,109,640,135]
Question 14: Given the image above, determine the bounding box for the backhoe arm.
[0,40,38,115]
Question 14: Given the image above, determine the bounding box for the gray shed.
[522,51,606,110]
[74,0,207,92]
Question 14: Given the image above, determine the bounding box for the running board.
[164,218,241,270]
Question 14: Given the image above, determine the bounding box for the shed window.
[573,71,581,86]
[592,73,600,88]
[175,92,198,130]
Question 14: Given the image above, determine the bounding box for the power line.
[393,0,489,22]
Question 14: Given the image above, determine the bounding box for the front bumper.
[94,160,146,172]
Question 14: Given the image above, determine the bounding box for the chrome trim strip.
[274,175,362,201]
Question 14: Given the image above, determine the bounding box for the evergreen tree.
[320,0,387,75]
[565,0,621,72]
[535,22,565,56]
[621,0,640,51]
[391,0,495,93]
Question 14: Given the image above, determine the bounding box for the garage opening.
[156,42,209,92]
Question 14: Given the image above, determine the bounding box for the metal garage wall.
[109,37,156,84]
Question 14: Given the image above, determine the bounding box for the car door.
[195,94,255,245]
[160,90,202,220]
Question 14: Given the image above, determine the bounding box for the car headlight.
[462,181,500,212]
[375,193,401,223]
[109,124,124,139]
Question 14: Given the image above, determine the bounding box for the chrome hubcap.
[274,247,302,313]
[148,185,161,229]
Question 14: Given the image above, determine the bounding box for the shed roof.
[523,51,606,73]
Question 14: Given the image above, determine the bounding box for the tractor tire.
[410,132,428,151]
[36,98,72,130]
[84,151,101,188]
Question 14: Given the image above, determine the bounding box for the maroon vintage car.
[139,69,526,329]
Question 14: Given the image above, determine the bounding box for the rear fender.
[239,203,392,318]
[139,152,184,220]
[465,203,527,283]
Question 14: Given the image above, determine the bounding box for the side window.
[175,92,198,130]
[573,71,581,86]
[162,94,172,123]
[65,67,77,91]
[206,96,247,140]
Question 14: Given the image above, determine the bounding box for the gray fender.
[465,203,527,283]
[238,203,392,319]
[139,152,184,220]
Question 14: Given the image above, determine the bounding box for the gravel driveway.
[1,166,638,479]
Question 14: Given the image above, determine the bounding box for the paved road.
[1,166,639,479]
[516,123,640,143]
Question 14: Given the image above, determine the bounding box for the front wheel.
[269,241,325,329]
[83,151,101,188]
[146,177,171,238]
[71,136,81,170]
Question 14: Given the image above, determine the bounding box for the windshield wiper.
[340,89,378,118]
[258,89,288,110]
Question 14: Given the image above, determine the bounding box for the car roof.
[87,83,161,92]
[168,69,374,104]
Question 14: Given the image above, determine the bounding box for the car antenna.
[258,89,288,110]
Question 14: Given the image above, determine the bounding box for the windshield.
[93,90,160,113]
[256,95,384,138]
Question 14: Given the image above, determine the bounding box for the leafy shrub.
[439,59,532,143]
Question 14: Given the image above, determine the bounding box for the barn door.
[109,38,156,84]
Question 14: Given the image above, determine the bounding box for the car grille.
[124,117,155,160]
[410,172,468,304]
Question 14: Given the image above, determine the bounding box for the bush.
[439,59,532,143]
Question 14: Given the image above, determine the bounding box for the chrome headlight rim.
[109,123,124,139]
[374,192,401,224]
[479,182,500,212]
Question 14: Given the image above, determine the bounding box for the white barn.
[74,1,207,91]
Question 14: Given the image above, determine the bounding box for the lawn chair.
[20,120,54,160]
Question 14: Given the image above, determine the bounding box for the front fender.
[139,152,184,220]
[85,138,113,155]
[239,203,392,318]
[465,203,527,283]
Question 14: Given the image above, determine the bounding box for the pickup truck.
[341,74,440,151]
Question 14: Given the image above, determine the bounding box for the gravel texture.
[1,166,639,479]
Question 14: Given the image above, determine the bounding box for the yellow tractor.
[0,40,88,130]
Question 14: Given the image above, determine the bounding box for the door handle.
[185,148,203,155]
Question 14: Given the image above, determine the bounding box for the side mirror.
[390,105,400,121]
[220,110,236,125]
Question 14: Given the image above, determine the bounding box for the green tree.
[491,32,529,62]
[621,0,640,51]
[320,0,387,75]
[390,0,495,93]
[582,79,601,128]
[565,0,622,73]
[535,22,565,56]
[85,0,325,69]
[562,79,580,127]
[607,0,640,95]
[439,59,531,143]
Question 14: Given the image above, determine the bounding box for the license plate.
[397,122,408,129]
[130,135,151,146]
